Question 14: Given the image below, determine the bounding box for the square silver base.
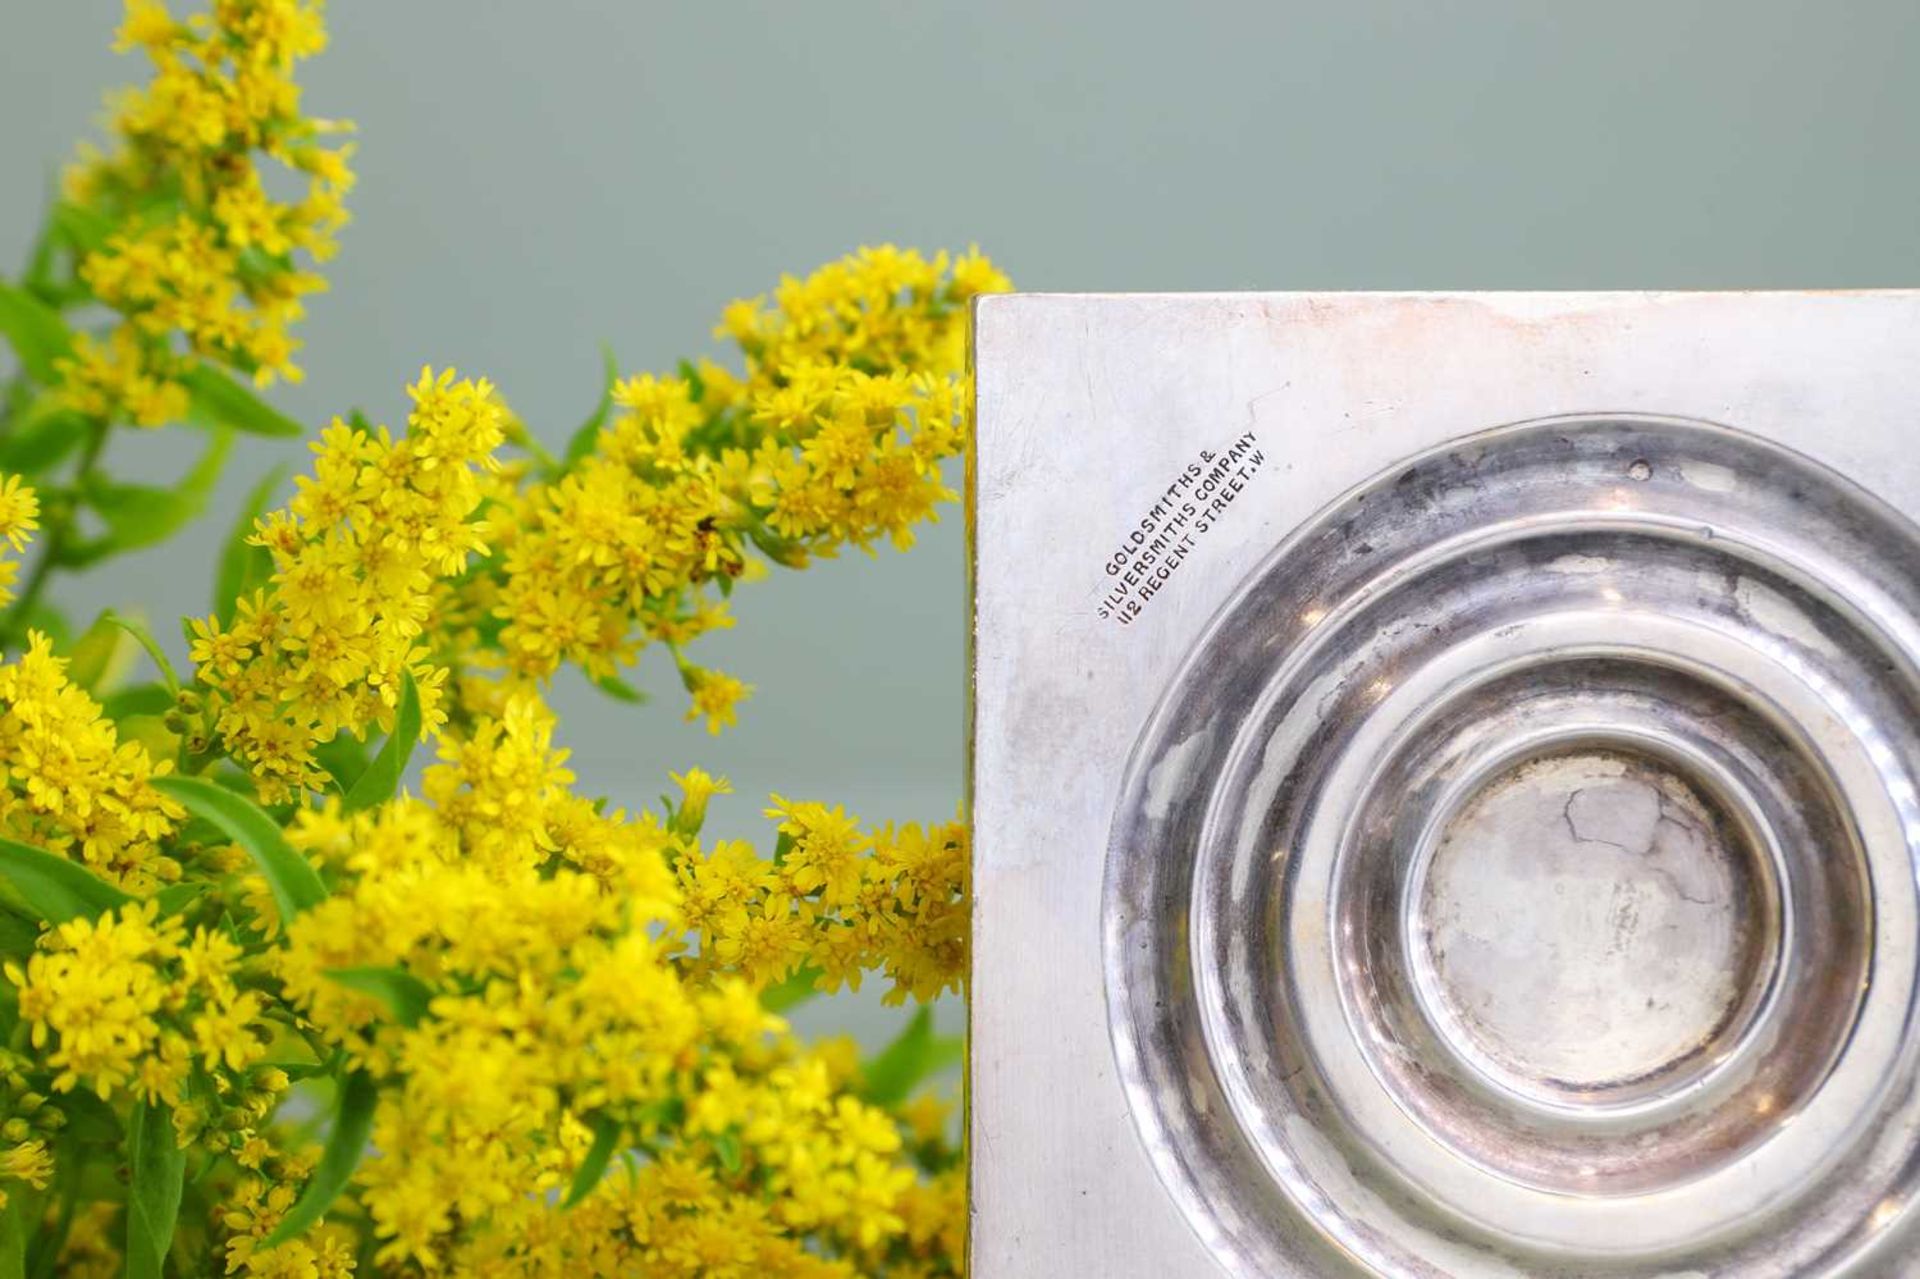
[970,292,1920,1277]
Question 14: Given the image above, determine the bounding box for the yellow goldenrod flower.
[0,633,184,889]
[670,765,732,832]
[0,475,39,607]
[685,667,752,735]
[0,1139,53,1196]
[461,245,1008,732]
[7,903,186,1101]
[191,365,498,800]
[0,476,41,554]
[250,688,963,1271]
[55,0,353,425]
[2,10,986,1271]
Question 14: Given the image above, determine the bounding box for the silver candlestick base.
[970,292,1920,1277]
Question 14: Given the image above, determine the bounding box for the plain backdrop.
[3,1,1917,1041]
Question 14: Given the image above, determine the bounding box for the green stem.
[0,368,31,448]
[25,1161,76,1279]
[0,1192,25,1279]
[505,417,558,472]
[261,1005,336,1066]
[2,198,66,447]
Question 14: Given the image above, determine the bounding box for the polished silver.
[970,293,1920,1277]
[1110,415,1914,1276]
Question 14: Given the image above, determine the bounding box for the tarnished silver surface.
[1107,415,1919,1275]
[970,293,1920,1278]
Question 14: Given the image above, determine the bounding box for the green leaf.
[0,1194,24,1279]
[65,612,133,693]
[562,343,619,466]
[57,1090,122,1145]
[327,965,432,1027]
[20,198,61,299]
[126,1100,185,1279]
[761,964,823,1012]
[0,398,86,474]
[562,1115,621,1209]
[0,908,38,956]
[214,464,285,625]
[101,683,174,719]
[312,733,370,795]
[860,1006,962,1107]
[341,669,421,813]
[0,836,132,925]
[181,363,304,437]
[262,1070,377,1246]
[152,883,205,918]
[748,522,809,569]
[257,1058,333,1082]
[591,672,647,705]
[677,357,707,404]
[151,776,326,919]
[711,1130,742,1173]
[64,426,232,566]
[0,278,74,383]
[11,602,69,650]
[99,613,180,695]
[52,201,114,257]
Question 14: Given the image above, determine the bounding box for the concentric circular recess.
[1104,416,1920,1277]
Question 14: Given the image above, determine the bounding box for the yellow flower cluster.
[7,902,269,1104]
[0,345,974,1273]
[0,476,40,608]
[0,633,183,890]
[268,699,960,1274]
[463,245,1008,728]
[219,1149,359,1279]
[0,1140,53,1215]
[678,788,970,1005]
[715,245,1000,552]
[189,367,501,801]
[194,248,1004,792]
[5,5,984,1275]
[478,1052,964,1279]
[57,0,352,423]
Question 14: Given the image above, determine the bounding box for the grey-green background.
[3,1,1915,1039]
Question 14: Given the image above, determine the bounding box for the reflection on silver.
[1105,415,1920,1276]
